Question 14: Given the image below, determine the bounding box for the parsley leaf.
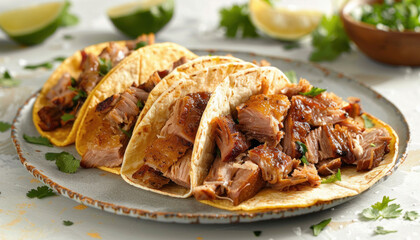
[61,113,75,122]
[137,100,144,109]
[53,56,66,62]
[135,41,147,50]
[98,58,113,76]
[55,152,80,174]
[23,134,53,147]
[0,121,12,132]
[68,86,87,103]
[26,186,56,199]
[24,62,53,70]
[219,4,259,38]
[0,70,20,87]
[284,70,298,84]
[63,220,74,226]
[360,196,402,220]
[311,218,331,236]
[310,15,351,62]
[253,230,262,237]
[299,87,326,97]
[403,211,419,221]
[362,115,375,128]
[295,141,308,164]
[321,169,341,184]
[374,226,397,235]
[45,152,65,161]
[283,41,301,50]
[59,1,79,27]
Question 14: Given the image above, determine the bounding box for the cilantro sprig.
[321,169,341,184]
[59,1,79,27]
[25,56,67,70]
[219,4,259,38]
[63,220,74,226]
[360,196,402,220]
[23,134,53,147]
[374,226,397,235]
[311,218,331,236]
[0,70,20,87]
[295,141,308,165]
[299,87,326,97]
[135,41,147,50]
[61,113,75,122]
[98,58,113,76]
[0,121,12,132]
[68,86,87,103]
[403,211,419,221]
[26,186,56,199]
[361,115,375,128]
[284,70,298,84]
[137,100,144,110]
[253,230,262,237]
[46,151,80,174]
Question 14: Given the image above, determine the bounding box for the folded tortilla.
[121,61,257,198]
[191,67,399,211]
[33,42,197,147]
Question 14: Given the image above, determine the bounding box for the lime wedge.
[0,2,67,46]
[108,0,174,38]
[249,0,323,40]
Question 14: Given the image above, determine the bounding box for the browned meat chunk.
[282,115,311,158]
[81,147,122,168]
[105,91,140,128]
[78,51,102,94]
[213,116,249,162]
[139,71,161,92]
[356,128,391,171]
[272,164,321,190]
[161,92,211,143]
[125,34,155,51]
[96,94,119,113]
[248,145,294,184]
[132,165,170,189]
[98,42,129,67]
[237,94,290,146]
[339,118,364,134]
[45,73,72,101]
[144,134,192,173]
[317,158,342,176]
[343,97,362,118]
[37,106,62,131]
[163,149,192,188]
[279,79,313,98]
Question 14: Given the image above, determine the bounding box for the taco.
[191,67,398,210]
[76,56,243,174]
[121,61,257,198]
[33,35,197,146]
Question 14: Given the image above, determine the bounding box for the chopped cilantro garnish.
[120,127,132,138]
[55,152,80,174]
[310,218,331,236]
[362,115,375,128]
[0,70,20,87]
[26,186,56,199]
[59,1,79,27]
[284,70,298,84]
[360,196,402,220]
[68,86,87,103]
[219,4,259,38]
[253,230,262,237]
[63,220,74,226]
[310,15,351,62]
[53,56,66,62]
[403,211,419,221]
[321,169,341,184]
[0,121,12,132]
[283,41,301,50]
[61,113,75,122]
[45,152,65,161]
[98,58,113,76]
[374,226,397,235]
[299,87,326,97]
[23,134,53,147]
[63,34,73,40]
[70,77,77,86]
[370,143,376,147]
[295,141,308,164]
[137,100,144,109]
[24,62,53,70]
[135,41,147,50]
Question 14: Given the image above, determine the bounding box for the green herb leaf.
[295,141,308,165]
[362,115,375,128]
[71,77,77,86]
[63,34,73,40]
[24,62,53,70]
[0,121,12,132]
[284,70,298,84]
[98,58,113,76]
[403,211,419,221]
[23,134,53,147]
[68,86,87,103]
[374,226,397,235]
[26,186,56,199]
[370,143,376,147]
[310,15,351,62]
[63,220,74,226]
[61,113,75,122]
[283,41,301,50]
[45,152,65,161]
[55,152,80,174]
[253,230,262,237]
[53,56,66,62]
[219,4,259,38]
[135,41,147,50]
[299,87,326,97]
[360,196,402,220]
[137,100,144,109]
[321,169,341,184]
[120,127,132,138]
[59,1,79,27]
[311,218,331,236]
[0,70,20,87]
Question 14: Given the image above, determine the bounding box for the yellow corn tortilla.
[121,61,257,198]
[33,42,197,147]
[191,67,399,211]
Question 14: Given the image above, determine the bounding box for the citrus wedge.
[0,2,67,46]
[108,0,174,38]
[249,0,323,40]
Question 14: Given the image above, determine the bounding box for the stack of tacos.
[33,39,398,211]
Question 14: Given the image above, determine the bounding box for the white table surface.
[1,0,420,239]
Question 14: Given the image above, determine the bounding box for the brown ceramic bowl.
[341,0,420,66]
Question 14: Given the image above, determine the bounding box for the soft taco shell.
[191,67,399,211]
[121,61,257,198]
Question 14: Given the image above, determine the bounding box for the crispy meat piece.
[78,51,101,94]
[237,94,290,146]
[356,128,391,171]
[163,149,192,188]
[96,94,119,113]
[105,91,140,127]
[132,165,170,189]
[279,79,313,98]
[125,34,155,50]
[81,147,122,168]
[272,164,321,190]
[213,116,249,162]
[45,73,72,101]
[98,42,129,67]
[317,158,342,176]
[37,106,62,131]
[343,97,362,118]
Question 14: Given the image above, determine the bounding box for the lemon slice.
[0,2,66,46]
[108,0,174,38]
[249,0,323,40]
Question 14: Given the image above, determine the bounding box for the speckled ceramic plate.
[11,50,410,224]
